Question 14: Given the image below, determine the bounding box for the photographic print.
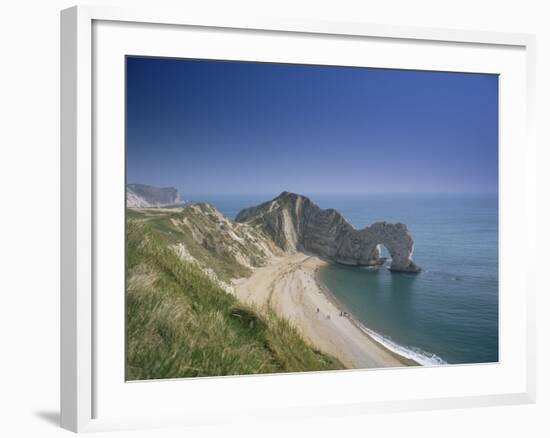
[125,57,498,380]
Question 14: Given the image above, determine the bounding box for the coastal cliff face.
[127,183,184,208]
[236,192,420,273]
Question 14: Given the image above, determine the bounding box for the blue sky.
[126,57,498,195]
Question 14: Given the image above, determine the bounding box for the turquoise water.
[190,192,499,366]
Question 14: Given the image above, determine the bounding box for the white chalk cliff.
[126,184,184,208]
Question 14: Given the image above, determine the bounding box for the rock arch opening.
[363,223,421,273]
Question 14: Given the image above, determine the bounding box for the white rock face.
[126,184,184,208]
[126,189,150,208]
[236,192,421,273]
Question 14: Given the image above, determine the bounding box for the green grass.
[126,219,344,380]
[127,207,264,282]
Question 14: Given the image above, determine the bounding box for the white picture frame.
[60,4,537,433]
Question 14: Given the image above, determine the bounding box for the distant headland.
[126,183,185,208]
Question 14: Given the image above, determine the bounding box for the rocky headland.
[236,191,420,273]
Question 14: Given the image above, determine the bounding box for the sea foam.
[357,322,447,366]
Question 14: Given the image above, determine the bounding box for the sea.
[187,192,499,366]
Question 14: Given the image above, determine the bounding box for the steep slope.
[127,203,282,292]
[126,219,343,380]
[236,191,421,272]
[127,183,184,207]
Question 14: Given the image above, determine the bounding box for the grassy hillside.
[127,219,343,380]
[127,205,279,283]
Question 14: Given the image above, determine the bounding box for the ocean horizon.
[187,191,499,366]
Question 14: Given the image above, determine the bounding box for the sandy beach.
[234,252,416,369]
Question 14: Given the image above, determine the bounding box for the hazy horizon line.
[181,190,499,196]
[128,183,498,197]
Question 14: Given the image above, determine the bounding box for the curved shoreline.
[312,264,419,367]
[234,252,417,369]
